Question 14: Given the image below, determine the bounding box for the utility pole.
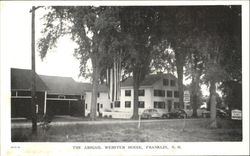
[31,6,37,134]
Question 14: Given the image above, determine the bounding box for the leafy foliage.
[38,6,241,122]
[219,81,242,111]
[38,6,129,119]
[38,6,125,78]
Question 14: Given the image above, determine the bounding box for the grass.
[11,118,242,142]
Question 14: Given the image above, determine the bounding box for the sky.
[1,3,216,96]
[1,3,88,82]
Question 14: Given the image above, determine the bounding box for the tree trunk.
[90,58,100,120]
[209,79,217,128]
[192,73,200,117]
[191,77,198,117]
[191,54,203,118]
[131,68,139,119]
[176,52,184,109]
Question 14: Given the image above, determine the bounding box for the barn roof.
[11,68,48,91]
[39,75,81,95]
[121,73,177,87]
[11,68,108,94]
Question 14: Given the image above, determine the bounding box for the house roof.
[39,75,82,95]
[77,83,92,92]
[98,84,109,92]
[121,73,177,87]
[11,68,48,91]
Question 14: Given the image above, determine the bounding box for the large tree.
[193,6,241,128]
[119,7,158,119]
[152,7,200,109]
[183,8,207,117]
[38,6,124,120]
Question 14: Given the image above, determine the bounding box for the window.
[167,91,172,97]
[97,92,100,98]
[58,95,65,99]
[110,103,113,109]
[100,104,103,108]
[85,104,87,109]
[125,101,131,108]
[138,101,145,108]
[174,91,179,98]
[154,101,165,109]
[115,101,120,108]
[174,102,180,109]
[66,95,79,99]
[47,94,58,98]
[168,100,172,111]
[138,90,145,96]
[170,80,175,86]
[125,90,131,96]
[163,79,169,86]
[154,90,165,97]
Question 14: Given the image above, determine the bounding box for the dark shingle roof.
[121,73,177,87]
[39,75,81,95]
[11,68,108,94]
[11,68,48,91]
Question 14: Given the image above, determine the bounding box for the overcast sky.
[1,3,88,82]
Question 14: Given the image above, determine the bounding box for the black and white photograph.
[0,1,249,156]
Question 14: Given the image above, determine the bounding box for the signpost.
[184,90,190,110]
[184,91,190,103]
[231,109,242,120]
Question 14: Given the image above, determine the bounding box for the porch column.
[44,91,47,115]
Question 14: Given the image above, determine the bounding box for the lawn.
[11,118,242,142]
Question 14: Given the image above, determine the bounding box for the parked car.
[201,110,210,118]
[141,109,167,119]
[217,108,230,118]
[185,108,207,118]
[165,109,187,119]
[201,108,229,118]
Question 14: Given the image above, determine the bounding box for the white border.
[1,1,249,156]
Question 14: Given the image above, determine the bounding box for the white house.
[77,83,110,117]
[113,73,180,116]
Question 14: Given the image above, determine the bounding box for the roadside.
[11,115,202,128]
[11,117,242,142]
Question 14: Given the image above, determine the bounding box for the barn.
[39,75,85,117]
[11,68,47,118]
[11,68,85,118]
